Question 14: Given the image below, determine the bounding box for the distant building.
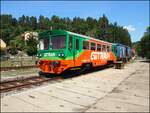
[0,39,6,49]
[21,31,38,41]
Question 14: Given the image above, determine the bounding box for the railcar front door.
[69,35,80,67]
[74,36,80,66]
[68,35,75,66]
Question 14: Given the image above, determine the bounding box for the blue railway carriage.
[112,43,132,62]
[125,46,132,60]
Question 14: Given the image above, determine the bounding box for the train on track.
[36,30,135,75]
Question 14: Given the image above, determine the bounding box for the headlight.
[37,54,41,57]
[58,53,61,57]
[58,53,65,57]
[61,53,64,57]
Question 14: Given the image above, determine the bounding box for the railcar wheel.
[38,71,45,76]
[107,61,114,67]
[38,71,56,78]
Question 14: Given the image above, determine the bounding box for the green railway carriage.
[37,30,116,74]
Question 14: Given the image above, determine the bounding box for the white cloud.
[123,25,135,32]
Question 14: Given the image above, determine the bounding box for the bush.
[26,46,37,56]
[0,48,6,56]
[25,37,38,56]
[140,35,150,59]
[8,47,18,55]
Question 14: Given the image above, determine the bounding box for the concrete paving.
[1,60,149,112]
[85,61,149,112]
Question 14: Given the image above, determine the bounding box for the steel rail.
[0,76,61,93]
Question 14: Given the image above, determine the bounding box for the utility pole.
[50,26,53,30]
[113,27,115,43]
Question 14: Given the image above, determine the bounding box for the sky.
[1,1,149,42]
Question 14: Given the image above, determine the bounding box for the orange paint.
[38,49,116,74]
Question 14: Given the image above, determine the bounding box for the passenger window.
[91,42,96,50]
[83,41,89,49]
[76,39,79,50]
[69,36,72,49]
[107,46,110,52]
[115,47,117,53]
[102,45,106,52]
[97,44,101,51]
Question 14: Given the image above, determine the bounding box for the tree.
[30,16,37,30]
[0,27,14,44]
[25,37,39,56]
[0,48,6,56]
[38,15,50,30]
[0,13,133,54]
[0,14,13,26]
[71,17,88,34]
[18,15,26,27]
[140,27,150,59]
[132,41,142,57]
[97,14,109,39]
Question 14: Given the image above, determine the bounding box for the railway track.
[0,66,87,93]
[0,65,110,94]
[0,76,61,93]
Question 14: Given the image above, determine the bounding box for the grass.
[1,57,37,67]
[1,68,40,77]
[0,57,40,77]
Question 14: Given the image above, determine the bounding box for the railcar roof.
[66,30,112,45]
[39,30,112,45]
[113,43,130,48]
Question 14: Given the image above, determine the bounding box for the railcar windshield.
[38,35,66,50]
[39,38,49,50]
[51,35,66,49]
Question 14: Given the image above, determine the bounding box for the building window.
[44,38,49,50]
[83,41,89,49]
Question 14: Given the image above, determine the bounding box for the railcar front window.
[51,36,66,49]
[39,38,49,50]
[44,38,49,50]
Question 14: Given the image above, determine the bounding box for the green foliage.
[1,14,133,56]
[25,38,38,56]
[0,49,6,56]
[9,34,38,56]
[8,47,18,55]
[140,28,150,59]
[133,26,150,59]
[132,41,142,57]
[30,16,37,30]
[9,36,25,50]
[38,15,50,30]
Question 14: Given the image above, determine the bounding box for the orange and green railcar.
[37,30,116,75]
